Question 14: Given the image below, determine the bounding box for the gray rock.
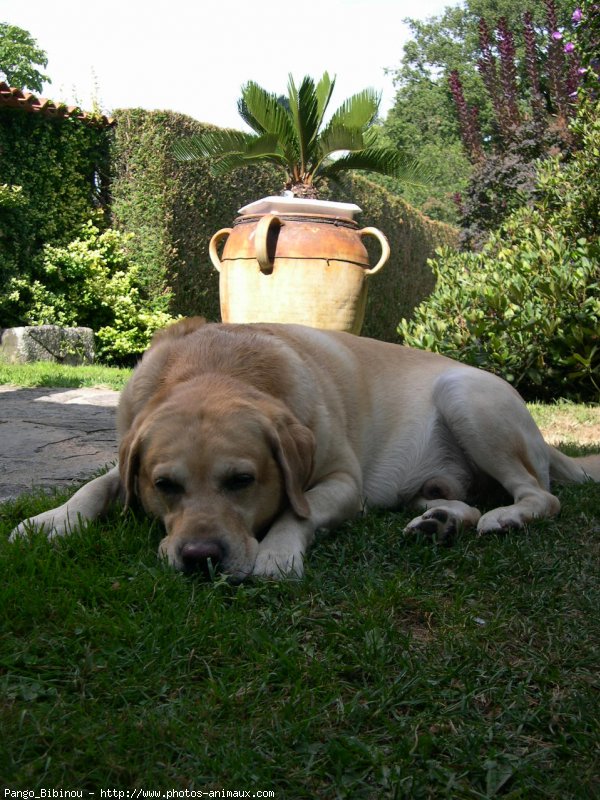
[0,326,95,365]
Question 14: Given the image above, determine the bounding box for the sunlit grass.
[0,359,132,391]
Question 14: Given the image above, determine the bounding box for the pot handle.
[359,227,391,276]
[255,214,282,273]
[209,228,233,273]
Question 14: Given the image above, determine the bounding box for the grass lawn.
[0,360,132,391]
[1,365,599,796]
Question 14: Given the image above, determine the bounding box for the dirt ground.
[535,406,600,447]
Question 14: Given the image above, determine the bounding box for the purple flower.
[552,30,563,41]
[564,41,575,53]
[572,8,583,23]
[578,67,588,75]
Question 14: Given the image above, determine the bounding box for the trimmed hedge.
[332,175,458,341]
[110,109,283,323]
[110,109,457,341]
[0,108,111,293]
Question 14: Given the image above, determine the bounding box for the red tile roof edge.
[0,82,116,126]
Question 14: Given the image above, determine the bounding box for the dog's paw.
[252,543,305,579]
[404,508,458,543]
[9,508,73,543]
[404,501,481,543]
[477,507,526,534]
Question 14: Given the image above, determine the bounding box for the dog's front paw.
[252,543,305,579]
[9,507,74,543]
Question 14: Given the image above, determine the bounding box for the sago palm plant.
[173,72,421,198]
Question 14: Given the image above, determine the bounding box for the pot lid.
[238,195,362,220]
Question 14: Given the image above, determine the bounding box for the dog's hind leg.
[9,465,122,542]
[433,368,562,533]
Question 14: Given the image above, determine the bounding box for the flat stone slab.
[0,326,95,365]
[0,385,119,502]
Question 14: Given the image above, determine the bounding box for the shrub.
[399,101,600,401]
[455,117,574,251]
[2,220,177,364]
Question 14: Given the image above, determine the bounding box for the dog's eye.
[154,477,183,495]
[223,473,255,492]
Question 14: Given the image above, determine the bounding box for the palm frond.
[288,74,321,174]
[173,130,288,178]
[327,89,381,131]
[315,72,336,129]
[362,125,381,148]
[317,147,429,187]
[241,81,298,166]
[244,133,282,157]
[172,130,255,161]
[208,152,257,177]
[237,97,267,135]
[208,151,288,178]
[317,124,367,158]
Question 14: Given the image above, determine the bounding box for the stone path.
[0,385,119,502]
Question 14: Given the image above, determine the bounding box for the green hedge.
[331,175,458,341]
[110,109,283,322]
[0,108,111,298]
[110,109,457,341]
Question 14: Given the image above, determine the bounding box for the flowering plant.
[446,0,599,249]
[550,2,600,99]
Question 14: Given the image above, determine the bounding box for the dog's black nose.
[180,540,224,576]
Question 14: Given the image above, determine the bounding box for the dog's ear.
[149,316,207,346]
[268,414,315,519]
[118,424,143,510]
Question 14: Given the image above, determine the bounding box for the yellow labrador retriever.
[10,318,600,579]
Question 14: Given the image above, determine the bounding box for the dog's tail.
[549,446,600,483]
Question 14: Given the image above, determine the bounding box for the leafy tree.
[0,23,50,92]
[173,72,421,199]
[448,1,587,248]
[380,0,574,222]
[377,80,471,224]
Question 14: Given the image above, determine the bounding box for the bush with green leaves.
[0,182,25,286]
[399,101,600,401]
[3,221,177,364]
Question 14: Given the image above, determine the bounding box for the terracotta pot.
[209,198,390,334]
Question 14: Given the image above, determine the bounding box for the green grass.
[1,466,599,797]
[1,364,599,794]
[529,399,599,426]
[0,360,132,391]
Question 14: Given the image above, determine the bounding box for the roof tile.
[0,82,115,126]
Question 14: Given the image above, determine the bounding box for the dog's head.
[118,375,314,580]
